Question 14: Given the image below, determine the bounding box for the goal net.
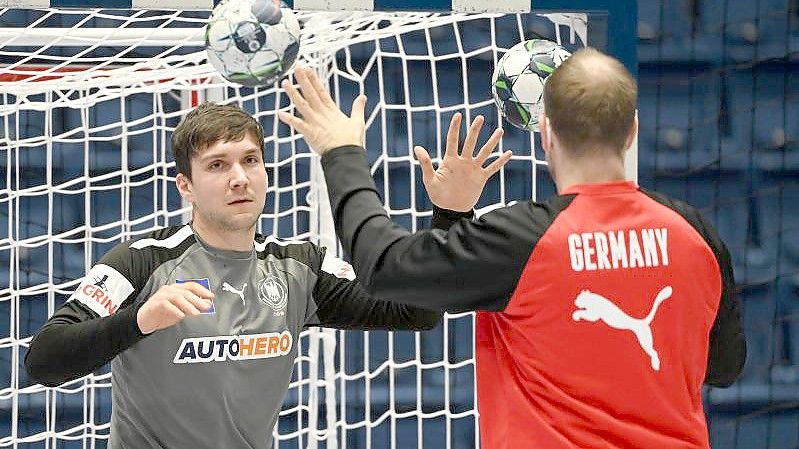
[0,5,601,448]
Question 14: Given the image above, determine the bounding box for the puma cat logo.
[222,282,247,306]
[572,286,672,371]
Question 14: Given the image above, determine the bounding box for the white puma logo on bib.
[222,282,247,306]
[572,286,672,371]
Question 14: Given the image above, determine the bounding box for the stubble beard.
[198,207,260,234]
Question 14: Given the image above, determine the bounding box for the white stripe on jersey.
[254,235,308,252]
[255,237,354,279]
[130,225,194,250]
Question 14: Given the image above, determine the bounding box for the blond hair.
[543,47,636,155]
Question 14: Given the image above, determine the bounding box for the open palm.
[278,67,366,155]
[415,114,512,212]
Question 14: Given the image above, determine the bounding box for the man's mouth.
[228,199,252,205]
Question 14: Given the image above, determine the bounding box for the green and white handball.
[205,0,301,87]
[491,39,571,132]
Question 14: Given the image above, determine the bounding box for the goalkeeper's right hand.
[278,66,366,156]
[136,282,214,334]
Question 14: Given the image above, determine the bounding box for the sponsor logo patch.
[71,264,135,317]
[176,278,215,314]
[173,331,293,364]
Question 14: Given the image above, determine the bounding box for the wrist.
[135,305,153,335]
[325,143,363,154]
[432,205,474,219]
[320,144,366,162]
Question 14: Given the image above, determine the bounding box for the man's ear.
[539,113,551,154]
[624,112,639,153]
[175,173,193,203]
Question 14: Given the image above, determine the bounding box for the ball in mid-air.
[491,39,571,132]
[205,0,300,87]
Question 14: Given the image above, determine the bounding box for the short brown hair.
[172,103,264,179]
[543,47,636,155]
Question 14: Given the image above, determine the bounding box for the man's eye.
[209,161,223,170]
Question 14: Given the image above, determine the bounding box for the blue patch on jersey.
[176,278,215,314]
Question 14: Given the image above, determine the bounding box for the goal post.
[0,2,636,448]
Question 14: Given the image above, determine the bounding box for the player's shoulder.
[101,224,195,265]
[638,187,700,216]
[85,225,194,290]
[638,187,726,247]
[254,234,321,266]
[638,187,717,233]
[128,224,195,250]
[476,195,575,224]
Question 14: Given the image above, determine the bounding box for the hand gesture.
[278,66,367,155]
[414,113,512,212]
[136,282,214,334]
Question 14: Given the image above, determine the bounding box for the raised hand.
[278,66,367,155]
[136,282,214,334]
[414,113,512,212]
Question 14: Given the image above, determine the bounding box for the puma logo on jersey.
[222,282,247,306]
[572,286,672,371]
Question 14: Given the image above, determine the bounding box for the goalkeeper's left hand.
[414,113,512,212]
[278,66,366,155]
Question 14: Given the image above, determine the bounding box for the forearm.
[321,146,406,286]
[25,303,145,387]
[374,304,440,331]
[706,338,746,387]
[705,295,746,387]
[321,146,532,313]
[311,267,441,331]
[317,298,440,331]
[705,232,746,387]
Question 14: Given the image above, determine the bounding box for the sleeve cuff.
[433,206,474,221]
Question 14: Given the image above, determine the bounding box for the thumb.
[414,146,435,184]
[350,94,367,123]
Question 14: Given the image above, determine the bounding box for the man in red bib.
[279,49,746,449]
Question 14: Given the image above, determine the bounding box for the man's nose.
[230,163,249,188]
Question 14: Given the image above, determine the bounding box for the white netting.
[0,8,587,448]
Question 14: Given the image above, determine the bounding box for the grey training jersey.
[109,225,316,449]
[33,224,439,449]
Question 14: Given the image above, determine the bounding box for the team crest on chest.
[258,274,287,315]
